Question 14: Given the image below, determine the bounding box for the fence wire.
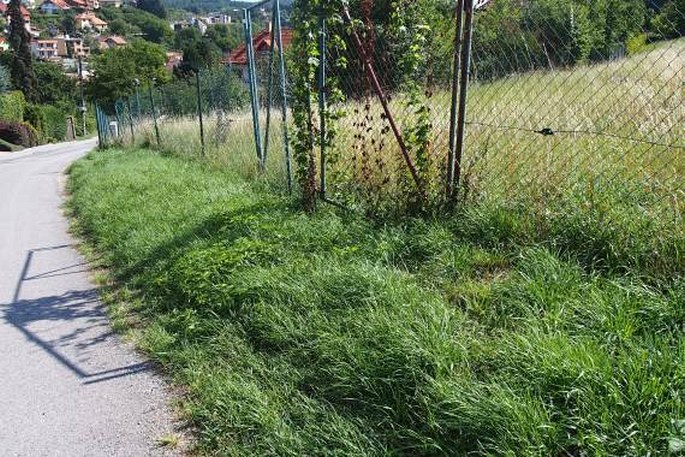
[95,0,684,218]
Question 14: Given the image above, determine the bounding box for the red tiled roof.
[42,0,71,10]
[223,26,293,66]
[1,4,32,18]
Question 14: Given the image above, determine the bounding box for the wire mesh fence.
[94,0,684,218]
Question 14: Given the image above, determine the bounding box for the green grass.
[68,147,684,456]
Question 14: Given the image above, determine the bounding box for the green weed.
[68,148,684,456]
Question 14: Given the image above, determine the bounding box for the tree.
[87,40,170,108]
[137,0,167,19]
[204,24,243,52]
[177,38,221,75]
[61,10,76,35]
[34,61,78,105]
[0,65,11,93]
[7,0,37,102]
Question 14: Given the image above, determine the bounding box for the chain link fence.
[95,0,684,218]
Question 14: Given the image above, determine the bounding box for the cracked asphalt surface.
[0,140,183,456]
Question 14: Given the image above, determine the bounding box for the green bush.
[41,104,69,142]
[0,91,26,123]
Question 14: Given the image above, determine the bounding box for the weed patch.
[68,148,684,456]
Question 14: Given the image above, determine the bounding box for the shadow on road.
[2,245,152,385]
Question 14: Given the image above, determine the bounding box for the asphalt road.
[0,140,182,456]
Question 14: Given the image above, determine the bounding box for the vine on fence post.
[291,0,345,212]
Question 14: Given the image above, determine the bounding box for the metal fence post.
[275,0,293,193]
[318,9,327,198]
[126,98,135,143]
[244,8,264,168]
[134,83,142,119]
[94,103,103,147]
[149,82,161,146]
[195,70,206,156]
[263,5,277,166]
[447,0,465,200]
[77,56,87,137]
[453,0,475,196]
[114,101,122,138]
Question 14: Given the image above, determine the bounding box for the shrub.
[0,91,26,123]
[0,121,39,147]
[41,104,69,142]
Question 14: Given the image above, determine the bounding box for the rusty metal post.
[341,4,426,199]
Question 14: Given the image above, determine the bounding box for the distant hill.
[162,0,292,14]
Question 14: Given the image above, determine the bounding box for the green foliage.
[137,0,167,19]
[0,90,26,122]
[40,104,70,142]
[7,0,37,102]
[99,6,173,44]
[34,61,78,105]
[88,40,170,108]
[0,65,11,93]
[651,0,685,39]
[69,148,684,456]
[473,0,649,79]
[204,24,243,52]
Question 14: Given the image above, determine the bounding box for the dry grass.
[114,39,684,214]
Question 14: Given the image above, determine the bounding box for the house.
[31,39,60,60]
[98,34,126,50]
[201,13,231,25]
[98,0,128,7]
[75,12,107,32]
[224,24,293,68]
[190,17,208,35]
[60,35,89,57]
[165,51,182,72]
[0,37,10,53]
[39,0,70,14]
[0,3,32,32]
[31,35,89,60]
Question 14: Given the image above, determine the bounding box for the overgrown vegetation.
[69,147,684,456]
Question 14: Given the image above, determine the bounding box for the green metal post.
[95,103,103,147]
[318,10,327,198]
[263,5,277,165]
[196,70,206,156]
[135,85,141,119]
[114,101,122,138]
[275,0,293,193]
[244,8,263,168]
[149,83,161,146]
[78,56,87,136]
[127,98,135,143]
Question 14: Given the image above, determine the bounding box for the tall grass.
[69,148,684,456]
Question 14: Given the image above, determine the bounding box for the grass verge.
[68,148,684,456]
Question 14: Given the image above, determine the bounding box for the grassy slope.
[68,149,684,456]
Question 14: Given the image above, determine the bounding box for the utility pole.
[78,55,87,137]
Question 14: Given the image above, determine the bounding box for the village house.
[38,0,70,14]
[165,51,182,72]
[98,0,135,8]
[31,35,89,61]
[75,12,107,32]
[97,34,126,50]
[0,3,32,32]
[31,38,60,60]
[224,23,293,79]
